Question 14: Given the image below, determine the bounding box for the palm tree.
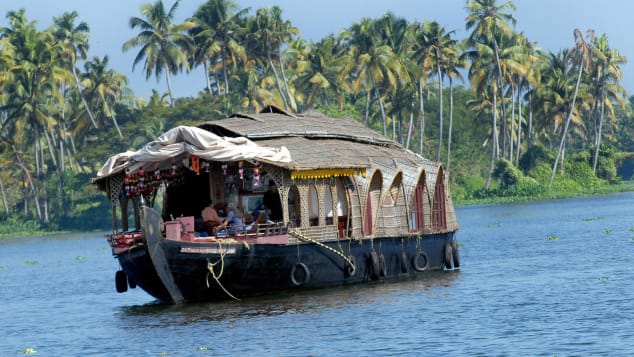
[343,17,403,136]
[465,0,516,159]
[189,0,249,96]
[409,21,433,155]
[549,29,594,187]
[245,6,299,111]
[588,34,626,174]
[146,89,170,107]
[419,20,457,162]
[0,10,66,223]
[444,42,465,172]
[52,11,98,129]
[122,0,194,106]
[84,55,130,138]
[465,41,500,189]
[511,35,542,164]
[292,35,348,113]
[374,13,413,140]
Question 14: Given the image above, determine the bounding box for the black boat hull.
[116,231,458,303]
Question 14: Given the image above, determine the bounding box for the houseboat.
[92,106,460,303]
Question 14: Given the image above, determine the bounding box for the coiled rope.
[289,231,355,272]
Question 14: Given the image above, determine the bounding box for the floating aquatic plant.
[197,346,209,351]
[21,348,37,354]
[602,229,612,235]
[75,256,87,261]
[547,235,558,241]
[24,260,38,265]
[487,221,501,228]
[629,227,634,232]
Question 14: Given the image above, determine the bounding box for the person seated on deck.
[245,211,268,233]
[201,201,222,235]
[218,202,245,235]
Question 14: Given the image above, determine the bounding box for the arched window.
[288,185,301,227]
[308,184,319,226]
[364,171,382,236]
[432,169,447,230]
[325,185,334,225]
[412,173,426,232]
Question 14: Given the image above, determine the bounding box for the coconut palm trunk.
[446,76,454,172]
[516,86,522,164]
[485,89,500,190]
[267,52,289,110]
[592,88,606,173]
[204,61,213,96]
[0,177,9,213]
[164,63,175,107]
[372,79,388,137]
[549,56,584,187]
[406,108,414,149]
[435,55,443,162]
[13,145,42,221]
[72,66,99,128]
[419,79,426,155]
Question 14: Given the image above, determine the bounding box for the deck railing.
[288,225,339,244]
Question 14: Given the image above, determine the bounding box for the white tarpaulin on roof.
[96,126,292,178]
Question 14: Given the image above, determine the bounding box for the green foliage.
[518,144,552,173]
[0,216,45,238]
[493,159,522,188]
[491,159,547,197]
[593,144,619,183]
[1,4,633,236]
[451,174,487,201]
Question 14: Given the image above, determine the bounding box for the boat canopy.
[95,125,293,180]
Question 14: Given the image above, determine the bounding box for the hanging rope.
[206,240,240,301]
[289,231,355,272]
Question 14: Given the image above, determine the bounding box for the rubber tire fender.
[400,251,409,273]
[345,255,356,277]
[444,242,455,270]
[378,253,387,277]
[412,251,429,272]
[369,251,381,280]
[290,262,310,286]
[452,241,461,268]
[115,270,128,293]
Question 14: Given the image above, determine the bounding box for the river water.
[1,192,633,356]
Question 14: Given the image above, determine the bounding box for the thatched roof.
[197,105,436,172]
[93,106,440,184]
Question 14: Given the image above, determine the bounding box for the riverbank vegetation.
[0,0,633,236]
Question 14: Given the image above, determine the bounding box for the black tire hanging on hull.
[452,241,461,269]
[369,251,381,280]
[345,255,356,277]
[290,262,310,286]
[412,251,428,272]
[115,270,128,293]
[379,253,387,277]
[400,251,409,273]
[444,242,455,270]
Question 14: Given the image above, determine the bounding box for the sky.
[2,0,633,100]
